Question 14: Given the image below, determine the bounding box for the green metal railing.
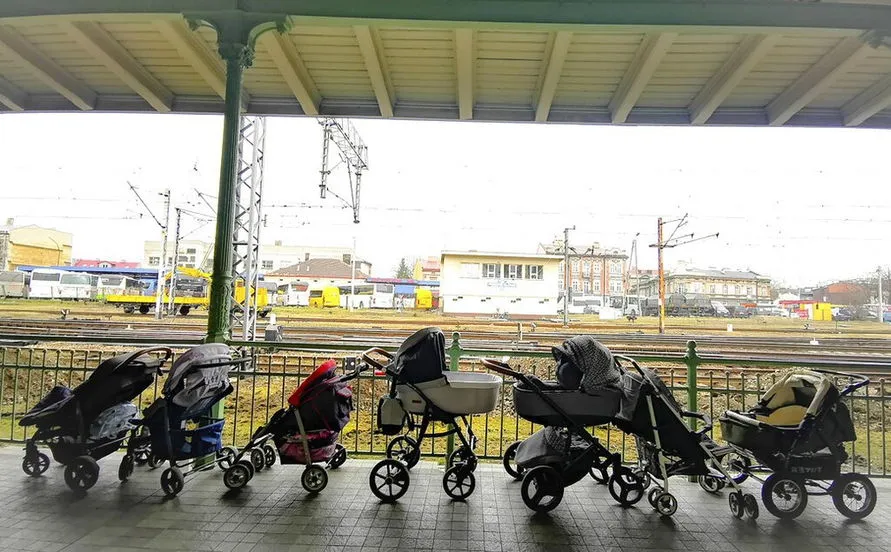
[1,333,889,475]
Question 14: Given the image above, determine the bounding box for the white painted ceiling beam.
[0,75,26,110]
[262,31,320,115]
[841,73,891,126]
[67,21,172,112]
[354,25,394,118]
[609,32,676,124]
[0,25,95,110]
[689,34,779,125]
[455,29,474,120]
[535,30,572,122]
[767,35,871,126]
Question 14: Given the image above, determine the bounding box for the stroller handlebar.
[115,346,174,375]
[681,410,713,435]
[360,347,394,371]
[480,358,524,379]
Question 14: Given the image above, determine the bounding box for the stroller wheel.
[217,446,238,470]
[443,466,476,501]
[329,444,348,470]
[632,468,652,490]
[148,453,164,469]
[302,465,328,494]
[447,446,477,472]
[250,448,265,472]
[698,475,723,494]
[652,492,678,517]
[64,456,100,493]
[521,466,564,513]
[262,444,277,468]
[369,459,410,503]
[719,450,751,485]
[118,455,135,482]
[503,441,525,481]
[761,474,807,520]
[608,466,646,507]
[160,467,185,498]
[647,487,663,509]
[22,452,50,477]
[386,436,420,470]
[589,455,611,485]
[224,462,252,491]
[729,491,744,519]
[743,493,759,520]
[831,473,876,520]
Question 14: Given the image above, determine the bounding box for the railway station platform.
[0,448,887,552]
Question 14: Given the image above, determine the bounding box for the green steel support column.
[446,332,462,457]
[684,340,700,426]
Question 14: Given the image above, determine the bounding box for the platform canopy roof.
[3,1,891,127]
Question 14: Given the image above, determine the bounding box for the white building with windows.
[144,240,361,273]
[440,251,562,317]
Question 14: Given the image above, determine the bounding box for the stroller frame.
[222,358,366,494]
[22,346,172,493]
[719,369,876,520]
[363,348,482,503]
[124,353,252,498]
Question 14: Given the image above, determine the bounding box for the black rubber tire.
[160,467,185,497]
[832,473,876,520]
[369,459,410,503]
[719,451,751,485]
[698,475,722,494]
[729,491,744,518]
[762,474,808,520]
[743,493,760,520]
[329,444,347,470]
[217,446,237,470]
[22,452,50,477]
[134,448,151,466]
[238,460,255,480]
[64,456,100,492]
[263,444,277,468]
[608,466,646,507]
[653,492,678,517]
[633,468,652,491]
[301,465,328,494]
[520,465,564,514]
[647,487,663,509]
[250,448,265,472]
[443,466,476,501]
[447,446,478,472]
[503,441,524,481]
[148,453,164,469]
[224,463,251,490]
[138,305,150,315]
[386,436,420,470]
[118,455,135,482]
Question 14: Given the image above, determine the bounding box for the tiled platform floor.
[0,448,886,552]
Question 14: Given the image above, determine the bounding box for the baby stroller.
[221,357,363,493]
[720,369,876,520]
[482,337,626,514]
[19,347,171,493]
[363,327,502,502]
[125,344,248,497]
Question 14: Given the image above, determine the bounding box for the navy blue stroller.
[19,347,172,493]
[125,344,248,497]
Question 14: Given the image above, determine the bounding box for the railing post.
[684,339,700,423]
[446,331,461,457]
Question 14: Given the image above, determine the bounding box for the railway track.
[1,318,891,364]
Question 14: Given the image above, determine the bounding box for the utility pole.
[168,208,182,315]
[650,215,718,334]
[563,225,575,327]
[879,266,884,323]
[128,182,170,320]
[349,236,357,312]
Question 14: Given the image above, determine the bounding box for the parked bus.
[28,269,65,299]
[309,286,340,308]
[97,275,143,298]
[338,283,395,309]
[277,281,310,307]
[0,271,28,298]
[415,288,433,310]
[57,272,96,300]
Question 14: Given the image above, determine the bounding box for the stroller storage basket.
[148,418,224,460]
[513,382,621,426]
[396,371,501,415]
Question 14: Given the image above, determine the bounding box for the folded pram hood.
[393,327,448,385]
[551,336,621,392]
[163,344,233,409]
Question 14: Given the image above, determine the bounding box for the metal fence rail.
[1,334,889,475]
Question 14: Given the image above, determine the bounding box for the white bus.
[97,275,143,298]
[277,281,310,307]
[0,271,28,298]
[338,283,395,309]
[28,269,65,299]
[58,272,96,300]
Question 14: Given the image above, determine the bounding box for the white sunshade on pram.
[163,344,233,408]
[753,370,834,427]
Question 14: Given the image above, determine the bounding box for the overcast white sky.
[1,113,889,287]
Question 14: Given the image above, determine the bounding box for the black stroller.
[19,347,172,493]
[125,343,248,497]
[222,357,362,493]
[362,327,502,502]
[720,369,876,520]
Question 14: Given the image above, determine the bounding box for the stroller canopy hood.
[551,336,621,392]
[393,327,447,385]
[163,344,233,409]
[759,370,836,419]
[289,359,338,407]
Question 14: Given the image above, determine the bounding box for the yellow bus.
[309,286,341,308]
[415,288,433,310]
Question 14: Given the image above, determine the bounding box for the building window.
[733,285,740,295]
[503,264,523,279]
[571,260,580,274]
[593,262,602,274]
[525,265,544,280]
[582,261,591,277]
[710,284,716,294]
[571,280,581,292]
[148,257,160,266]
[177,255,188,263]
[593,280,601,293]
[583,280,591,294]
[609,279,622,293]
[461,263,481,278]
[609,260,621,275]
[723,284,728,295]
[186,248,197,254]
[261,260,274,270]
[482,263,500,279]
[747,286,754,297]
